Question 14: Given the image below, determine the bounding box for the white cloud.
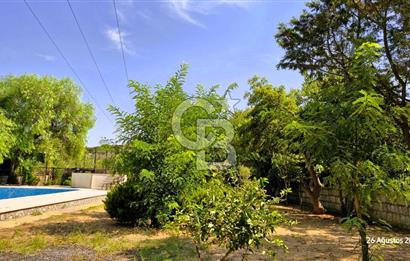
[105,27,135,55]
[115,0,134,23]
[35,53,56,62]
[169,0,205,27]
[168,0,250,27]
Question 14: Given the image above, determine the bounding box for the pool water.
[0,187,77,200]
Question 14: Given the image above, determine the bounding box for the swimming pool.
[0,187,77,200]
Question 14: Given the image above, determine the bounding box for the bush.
[106,66,237,228]
[20,159,40,185]
[62,177,71,186]
[22,173,39,185]
[171,177,291,260]
[104,180,151,226]
[52,169,64,185]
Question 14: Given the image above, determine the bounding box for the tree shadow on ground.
[275,205,410,261]
[24,209,158,238]
[1,205,409,261]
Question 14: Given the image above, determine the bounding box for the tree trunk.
[8,159,19,184]
[303,155,325,214]
[359,225,370,261]
[220,249,232,261]
[302,181,325,214]
[195,245,203,261]
[354,193,369,261]
[398,117,410,149]
[381,15,410,149]
[338,182,347,216]
[338,181,354,217]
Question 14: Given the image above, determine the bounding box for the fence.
[296,187,410,229]
[34,167,110,185]
[0,147,117,185]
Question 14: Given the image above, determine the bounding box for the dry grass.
[0,204,408,260]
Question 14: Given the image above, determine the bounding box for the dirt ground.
[275,205,410,261]
[0,204,408,260]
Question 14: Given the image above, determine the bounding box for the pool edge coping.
[0,186,107,220]
[0,194,107,221]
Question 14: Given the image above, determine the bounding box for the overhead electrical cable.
[112,0,129,83]
[66,0,116,105]
[24,0,112,121]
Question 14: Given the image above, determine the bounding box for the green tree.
[237,77,328,213]
[298,43,410,261]
[0,109,15,164]
[107,66,290,258]
[238,77,300,191]
[0,75,95,182]
[172,175,290,260]
[276,0,410,148]
[108,64,236,226]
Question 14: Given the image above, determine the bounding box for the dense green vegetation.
[105,2,410,261]
[273,1,410,259]
[0,1,408,260]
[0,75,95,183]
[104,65,289,259]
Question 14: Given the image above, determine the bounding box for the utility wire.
[66,0,116,105]
[24,0,112,121]
[112,0,129,83]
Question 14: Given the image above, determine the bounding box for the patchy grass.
[0,233,48,255]
[138,237,198,261]
[30,210,43,216]
[0,204,408,260]
[0,205,200,259]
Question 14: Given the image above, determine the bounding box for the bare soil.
[0,204,408,260]
[275,205,410,261]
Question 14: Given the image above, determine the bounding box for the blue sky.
[0,0,307,146]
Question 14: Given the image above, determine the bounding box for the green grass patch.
[138,237,198,261]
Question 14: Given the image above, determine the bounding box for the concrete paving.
[0,186,107,214]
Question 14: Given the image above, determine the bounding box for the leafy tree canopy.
[0,75,95,180]
[276,0,410,148]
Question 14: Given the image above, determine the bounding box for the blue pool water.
[0,187,77,200]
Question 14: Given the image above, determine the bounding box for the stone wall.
[299,187,410,229]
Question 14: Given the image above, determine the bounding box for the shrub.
[107,66,234,227]
[62,177,71,186]
[22,173,39,185]
[20,159,40,185]
[52,169,64,185]
[171,177,291,260]
[104,180,151,226]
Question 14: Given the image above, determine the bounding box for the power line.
[66,0,116,105]
[112,0,129,83]
[24,0,112,121]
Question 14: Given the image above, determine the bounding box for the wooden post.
[45,160,48,183]
[83,151,86,170]
[105,150,108,173]
[93,147,97,173]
